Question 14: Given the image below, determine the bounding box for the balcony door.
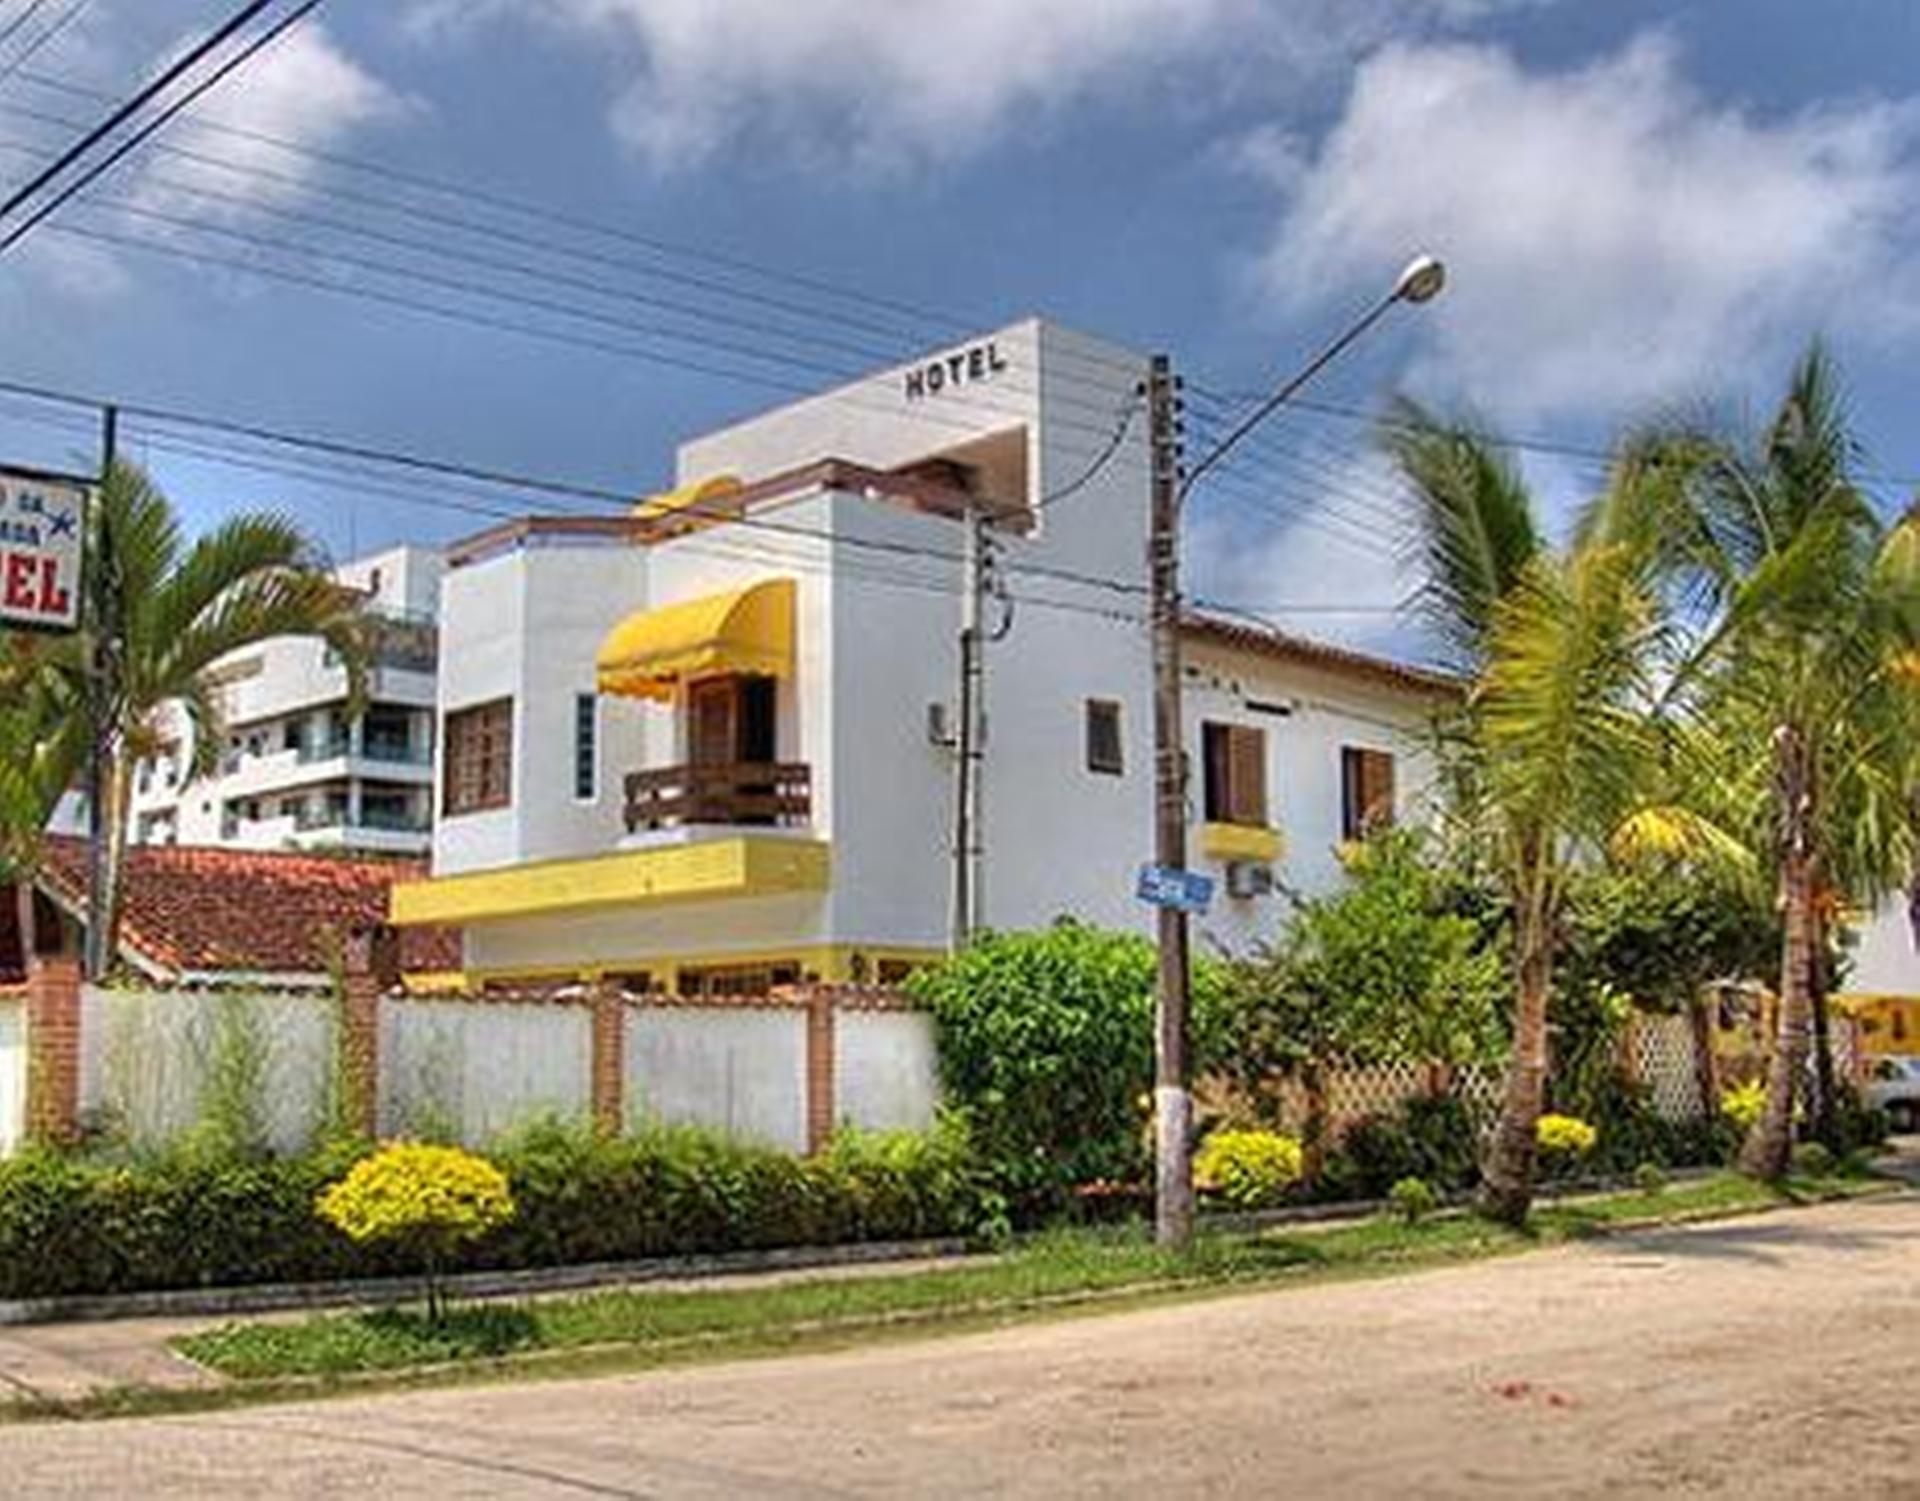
[688,674,776,768]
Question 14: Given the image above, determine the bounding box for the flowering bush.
[1194,1130,1305,1209]
[317,1143,515,1319]
[1534,1114,1599,1158]
[1720,1080,1765,1134]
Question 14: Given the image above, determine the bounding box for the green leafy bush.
[1325,1093,1482,1200]
[1633,1161,1667,1194]
[909,922,1227,1215]
[1789,1141,1835,1178]
[1387,1176,1439,1224]
[0,1117,995,1302]
[1194,1130,1305,1209]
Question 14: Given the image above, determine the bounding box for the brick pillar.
[25,954,81,1145]
[804,986,837,1154]
[340,925,398,1140]
[590,979,626,1138]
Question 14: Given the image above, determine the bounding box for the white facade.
[401,322,1449,990]
[127,545,444,858]
[1846,897,1920,998]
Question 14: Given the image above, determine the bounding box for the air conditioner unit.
[1225,860,1275,899]
[926,701,954,748]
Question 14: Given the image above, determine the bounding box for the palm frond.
[1379,396,1541,668]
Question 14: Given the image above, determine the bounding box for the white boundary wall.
[0,995,23,1156]
[626,1006,808,1151]
[378,997,592,1144]
[76,985,334,1153]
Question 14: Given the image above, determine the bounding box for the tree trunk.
[12,877,34,977]
[1479,917,1552,1225]
[1808,902,1839,1149]
[1743,727,1813,1180]
[1301,1059,1329,1183]
[1687,989,1720,1122]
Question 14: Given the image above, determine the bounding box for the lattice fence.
[1621,1012,1702,1122]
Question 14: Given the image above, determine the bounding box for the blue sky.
[0,0,1916,655]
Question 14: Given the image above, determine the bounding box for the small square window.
[1085,699,1123,776]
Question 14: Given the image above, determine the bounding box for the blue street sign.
[1136,864,1215,915]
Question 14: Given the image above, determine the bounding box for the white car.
[1865,1056,1920,1132]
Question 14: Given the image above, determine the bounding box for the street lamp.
[1146,254,1446,1249]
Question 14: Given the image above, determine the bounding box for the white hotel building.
[127,545,443,858]
[392,321,1454,994]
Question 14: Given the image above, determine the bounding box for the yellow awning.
[595,577,794,701]
[633,473,743,524]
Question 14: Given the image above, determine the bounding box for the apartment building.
[128,545,443,858]
[391,321,1455,992]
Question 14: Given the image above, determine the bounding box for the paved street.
[5,1194,1919,1498]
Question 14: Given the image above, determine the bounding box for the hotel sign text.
[904,340,1009,401]
[0,467,84,632]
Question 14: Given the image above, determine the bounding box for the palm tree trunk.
[1743,727,1813,1180]
[1808,902,1839,1149]
[1301,1059,1329,1183]
[1480,914,1552,1225]
[1687,988,1720,1122]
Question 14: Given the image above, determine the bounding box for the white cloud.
[1185,445,1428,659]
[1248,34,1920,424]
[410,0,1551,169]
[23,22,404,294]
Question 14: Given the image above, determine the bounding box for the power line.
[0,0,279,239]
[1,0,325,255]
[0,0,87,88]
[0,0,51,54]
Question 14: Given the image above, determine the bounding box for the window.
[677,960,803,999]
[1341,747,1397,840]
[1085,698,1124,776]
[443,698,513,816]
[573,693,598,801]
[688,674,777,766]
[1202,721,1267,827]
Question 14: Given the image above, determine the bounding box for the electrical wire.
[0,0,87,89]
[1,0,325,254]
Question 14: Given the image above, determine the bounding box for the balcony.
[624,761,812,834]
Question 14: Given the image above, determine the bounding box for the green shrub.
[1194,1130,1304,1209]
[0,1117,994,1302]
[1387,1176,1439,1224]
[909,923,1227,1215]
[1325,1093,1481,1199]
[1633,1161,1667,1195]
[1790,1141,1836,1178]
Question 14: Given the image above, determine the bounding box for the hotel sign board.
[0,465,85,632]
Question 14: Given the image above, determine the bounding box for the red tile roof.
[33,837,461,981]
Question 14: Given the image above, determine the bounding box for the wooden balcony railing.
[624,761,812,833]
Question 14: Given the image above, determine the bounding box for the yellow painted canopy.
[595,577,794,701]
[633,473,743,524]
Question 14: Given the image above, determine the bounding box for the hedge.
[0,1116,999,1302]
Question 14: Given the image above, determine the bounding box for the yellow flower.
[317,1142,515,1249]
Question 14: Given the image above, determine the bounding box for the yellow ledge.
[1198,821,1284,863]
[391,837,830,926]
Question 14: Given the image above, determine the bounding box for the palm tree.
[9,461,369,976]
[1610,350,1920,1176]
[1385,404,1686,1223]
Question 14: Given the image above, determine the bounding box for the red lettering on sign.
[38,557,69,619]
[3,553,34,611]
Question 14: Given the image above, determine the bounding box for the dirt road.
[7,1194,1920,1497]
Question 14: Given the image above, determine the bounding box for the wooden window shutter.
[1362,750,1396,830]
[1227,725,1267,826]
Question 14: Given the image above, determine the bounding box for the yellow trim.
[1199,821,1284,863]
[390,836,830,926]
[633,473,743,523]
[595,577,794,702]
[401,970,469,996]
[424,942,946,994]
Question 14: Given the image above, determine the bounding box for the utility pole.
[1145,354,1192,1248]
[82,405,115,981]
[950,503,989,951]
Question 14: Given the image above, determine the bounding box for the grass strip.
[176,1171,1885,1383]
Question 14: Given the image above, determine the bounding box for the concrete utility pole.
[83,404,116,982]
[1145,354,1193,1248]
[950,504,989,951]
[1148,256,1447,1250]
